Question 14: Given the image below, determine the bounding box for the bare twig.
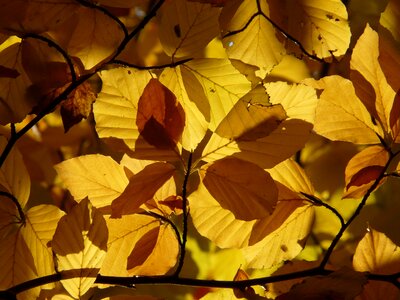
[0,191,25,223]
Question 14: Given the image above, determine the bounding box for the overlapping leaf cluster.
[0,0,400,299]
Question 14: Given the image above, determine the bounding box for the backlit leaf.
[276,268,367,300]
[0,42,34,125]
[199,157,278,221]
[269,0,351,61]
[343,146,389,199]
[159,0,220,58]
[55,154,129,208]
[220,0,286,77]
[159,66,210,151]
[353,228,400,300]
[52,198,108,299]
[101,214,159,276]
[350,24,396,133]
[136,78,185,150]
[202,119,313,169]
[183,58,251,130]
[111,162,176,217]
[127,222,179,275]
[304,75,382,144]
[0,136,30,208]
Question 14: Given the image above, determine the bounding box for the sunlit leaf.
[350,24,396,133]
[159,66,210,151]
[266,81,317,124]
[380,0,400,43]
[199,157,278,221]
[136,78,185,149]
[304,75,382,144]
[202,119,313,169]
[183,58,251,130]
[220,0,286,78]
[269,0,351,61]
[0,136,30,208]
[111,162,176,217]
[52,198,108,299]
[55,154,129,208]
[127,222,179,275]
[276,268,367,300]
[353,228,400,300]
[0,42,34,125]
[343,146,389,199]
[159,0,220,58]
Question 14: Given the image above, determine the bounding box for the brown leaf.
[187,0,231,7]
[390,89,400,142]
[60,81,97,132]
[136,78,185,149]
[346,165,385,190]
[233,269,258,299]
[0,65,19,78]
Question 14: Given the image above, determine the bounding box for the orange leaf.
[390,90,400,142]
[111,162,176,217]
[187,0,229,7]
[346,165,384,190]
[136,78,185,149]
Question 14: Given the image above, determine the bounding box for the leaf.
[343,145,389,199]
[202,118,313,169]
[60,81,96,132]
[21,205,65,289]
[242,202,313,268]
[159,66,210,151]
[55,154,129,208]
[380,0,400,42]
[265,81,318,124]
[276,268,367,300]
[269,0,351,61]
[52,198,108,299]
[136,78,185,149]
[0,136,30,208]
[215,97,286,141]
[127,222,179,275]
[111,162,176,217]
[304,75,382,144]
[200,157,278,221]
[350,24,396,133]
[0,0,78,35]
[353,228,400,300]
[183,59,251,130]
[220,0,286,77]
[389,90,400,142]
[0,42,34,125]
[159,0,220,58]
[52,7,124,70]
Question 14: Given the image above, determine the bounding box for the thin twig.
[111,58,193,70]
[174,152,193,277]
[0,191,25,223]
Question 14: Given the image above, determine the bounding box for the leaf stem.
[0,191,25,223]
[174,152,193,277]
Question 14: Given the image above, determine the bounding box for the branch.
[111,58,193,70]
[319,151,399,268]
[0,191,25,223]
[174,152,193,277]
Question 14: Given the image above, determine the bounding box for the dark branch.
[0,191,25,223]
[111,58,193,70]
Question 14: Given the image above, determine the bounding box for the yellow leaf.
[159,66,210,151]
[0,136,30,208]
[343,146,389,199]
[269,0,351,61]
[243,202,313,268]
[159,0,220,58]
[0,42,34,125]
[21,205,65,289]
[353,228,400,300]
[55,154,129,208]
[350,24,396,133]
[276,268,367,300]
[220,0,286,77]
[101,214,159,276]
[95,68,180,161]
[0,0,78,34]
[111,162,176,217]
[266,81,317,124]
[127,223,179,275]
[183,59,251,130]
[52,198,108,299]
[380,0,400,42]
[202,118,312,168]
[304,75,382,144]
[199,157,278,221]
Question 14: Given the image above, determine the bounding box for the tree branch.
[0,191,25,223]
